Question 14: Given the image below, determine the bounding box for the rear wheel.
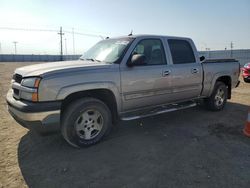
[204,81,228,111]
[61,98,112,147]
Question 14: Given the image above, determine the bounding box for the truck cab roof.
[110,34,192,41]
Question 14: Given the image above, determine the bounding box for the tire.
[204,81,228,111]
[61,97,112,148]
[244,78,250,83]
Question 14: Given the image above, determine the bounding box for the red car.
[241,63,250,83]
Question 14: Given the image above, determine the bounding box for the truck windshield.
[80,38,133,63]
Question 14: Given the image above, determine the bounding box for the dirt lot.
[0,62,250,188]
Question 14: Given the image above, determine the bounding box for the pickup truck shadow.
[18,102,250,188]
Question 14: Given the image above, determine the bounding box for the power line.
[0,26,106,38]
[0,26,57,32]
[0,26,112,54]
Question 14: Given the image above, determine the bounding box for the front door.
[120,38,172,111]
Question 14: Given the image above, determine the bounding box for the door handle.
[163,70,171,76]
[191,68,199,74]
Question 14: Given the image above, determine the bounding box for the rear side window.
[168,39,195,64]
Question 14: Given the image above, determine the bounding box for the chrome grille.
[12,74,22,99]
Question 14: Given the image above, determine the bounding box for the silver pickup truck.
[6,35,240,147]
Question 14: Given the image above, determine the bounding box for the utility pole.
[230,41,234,58]
[13,41,18,54]
[65,38,67,55]
[58,27,64,60]
[72,28,75,55]
[206,47,210,58]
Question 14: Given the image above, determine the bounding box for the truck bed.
[204,59,238,63]
[201,59,240,97]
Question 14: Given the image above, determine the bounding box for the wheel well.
[216,76,232,99]
[61,89,118,123]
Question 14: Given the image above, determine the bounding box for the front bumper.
[243,75,250,80]
[6,90,61,132]
[242,68,250,79]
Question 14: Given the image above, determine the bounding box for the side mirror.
[200,56,205,62]
[127,54,146,67]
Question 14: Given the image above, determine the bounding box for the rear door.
[166,39,202,101]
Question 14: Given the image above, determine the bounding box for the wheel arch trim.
[56,81,121,112]
[208,73,232,97]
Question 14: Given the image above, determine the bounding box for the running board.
[121,102,197,121]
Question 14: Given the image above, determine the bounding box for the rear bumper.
[6,89,61,132]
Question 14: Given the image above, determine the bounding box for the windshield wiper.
[81,58,101,62]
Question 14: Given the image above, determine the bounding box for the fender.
[56,81,122,112]
[208,71,232,97]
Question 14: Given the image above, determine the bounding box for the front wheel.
[61,98,112,147]
[204,81,228,111]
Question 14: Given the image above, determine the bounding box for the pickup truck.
[6,35,240,147]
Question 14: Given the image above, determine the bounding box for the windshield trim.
[113,37,135,64]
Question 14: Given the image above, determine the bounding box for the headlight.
[21,77,41,102]
[21,77,41,88]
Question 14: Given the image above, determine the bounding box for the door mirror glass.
[200,56,205,62]
[127,54,146,67]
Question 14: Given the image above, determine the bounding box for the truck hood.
[15,60,112,77]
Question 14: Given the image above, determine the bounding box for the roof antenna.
[128,30,133,36]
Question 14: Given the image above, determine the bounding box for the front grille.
[13,74,22,84]
[12,74,22,100]
[13,88,19,96]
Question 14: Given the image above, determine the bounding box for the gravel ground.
[0,62,250,188]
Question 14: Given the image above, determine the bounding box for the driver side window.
[132,39,166,65]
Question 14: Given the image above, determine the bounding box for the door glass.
[132,39,167,65]
[168,39,195,64]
